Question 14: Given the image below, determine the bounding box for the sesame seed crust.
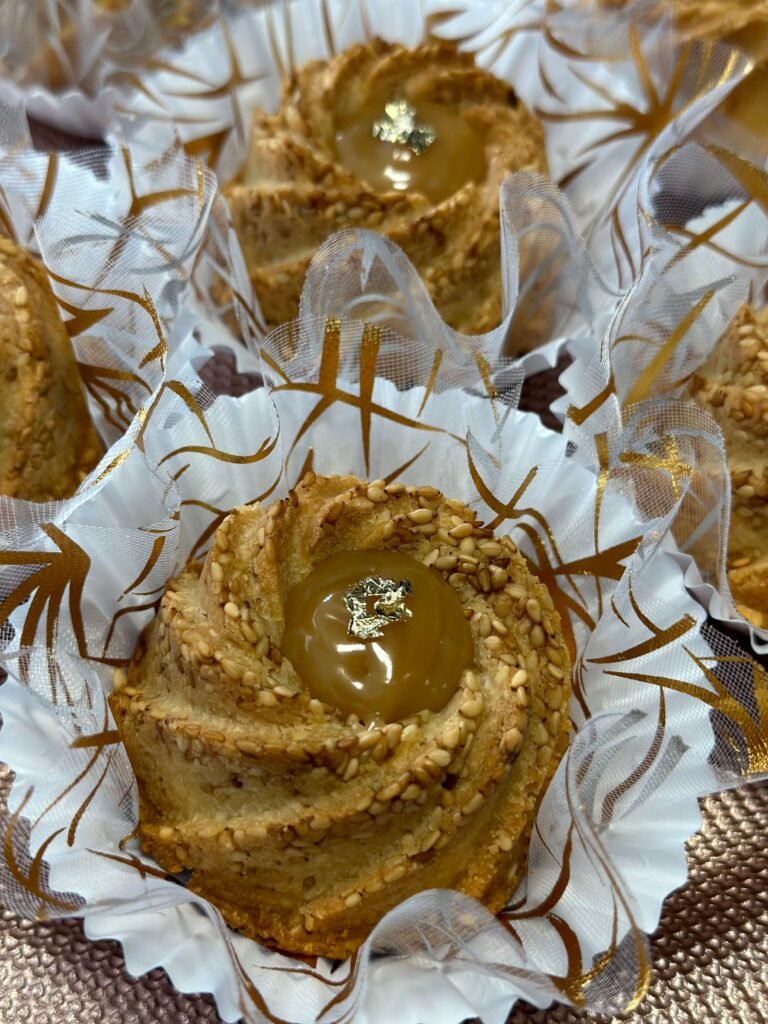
[0,239,102,501]
[110,473,570,958]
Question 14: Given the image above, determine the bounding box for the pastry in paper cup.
[561,139,768,654]
[0,237,102,500]
[110,470,570,957]
[93,0,748,372]
[690,303,768,631]
[225,38,547,337]
[0,0,213,102]
[1,313,765,1022]
[596,0,768,144]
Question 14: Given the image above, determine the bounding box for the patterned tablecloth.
[1,157,766,1023]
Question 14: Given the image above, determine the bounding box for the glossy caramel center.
[281,549,474,722]
[334,90,488,204]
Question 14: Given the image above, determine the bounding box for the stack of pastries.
[0,238,101,501]
[691,304,768,628]
[111,473,571,956]
[225,39,547,337]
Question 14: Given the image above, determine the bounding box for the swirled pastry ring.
[225,38,548,336]
[111,473,570,957]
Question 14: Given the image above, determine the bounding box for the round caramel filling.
[334,91,488,204]
[281,550,474,722]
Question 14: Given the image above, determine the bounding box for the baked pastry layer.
[0,239,102,501]
[225,39,547,338]
[691,304,768,627]
[111,473,570,957]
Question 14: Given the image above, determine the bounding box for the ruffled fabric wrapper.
[0,126,767,1024]
[0,0,753,374]
[559,136,768,653]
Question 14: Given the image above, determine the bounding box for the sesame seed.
[221,658,242,680]
[383,863,407,883]
[407,507,434,524]
[449,522,474,539]
[429,748,452,768]
[504,727,523,753]
[461,792,484,815]
[112,668,128,691]
[442,725,461,749]
[510,669,528,688]
[420,829,441,853]
[497,831,513,852]
[325,500,345,523]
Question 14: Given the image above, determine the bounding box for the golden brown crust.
[111,473,570,957]
[691,304,768,627]
[225,39,548,339]
[0,239,102,502]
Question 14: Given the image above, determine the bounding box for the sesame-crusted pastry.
[0,239,102,502]
[111,473,570,957]
[225,39,547,338]
[691,304,768,628]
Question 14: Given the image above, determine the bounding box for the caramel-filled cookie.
[225,39,547,338]
[111,473,570,957]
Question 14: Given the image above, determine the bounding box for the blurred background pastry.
[225,39,547,336]
[599,0,768,142]
[0,238,102,501]
[111,472,570,957]
[691,304,768,628]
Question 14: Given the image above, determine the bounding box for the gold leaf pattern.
[0,524,91,656]
[263,319,463,470]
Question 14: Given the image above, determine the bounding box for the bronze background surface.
[1,766,766,1023]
